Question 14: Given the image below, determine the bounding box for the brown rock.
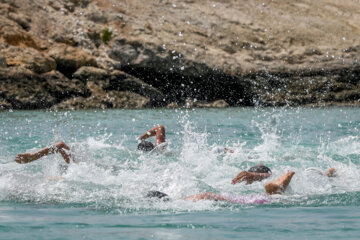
[335,90,360,102]
[0,67,56,109]
[105,91,150,108]
[53,91,149,110]
[1,46,56,74]
[42,70,90,101]
[166,102,180,108]
[0,16,38,49]
[108,70,164,106]
[48,44,97,77]
[0,0,359,108]
[73,66,109,82]
[211,100,229,108]
[8,12,31,31]
[52,96,107,110]
[192,99,229,108]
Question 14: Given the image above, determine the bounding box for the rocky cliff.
[0,0,359,110]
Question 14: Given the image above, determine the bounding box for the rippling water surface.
[1,108,359,239]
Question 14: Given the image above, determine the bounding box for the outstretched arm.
[264,171,295,195]
[15,141,71,164]
[324,168,336,177]
[231,171,271,185]
[139,125,166,146]
[224,148,234,153]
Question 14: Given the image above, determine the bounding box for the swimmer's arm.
[224,148,234,153]
[15,141,71,164]
[264,171,295,195]
[324,168,336,177]
[231,171,271,185]
[139,125,166,146]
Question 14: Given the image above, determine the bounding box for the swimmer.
[137,125,166,152]
[231,163,272,185]
[15,141,71,164]
[148,167,338,203]
[232,164,336,185]
[324,167,337,177]
[146,171,296,205]
[137,125,234,153]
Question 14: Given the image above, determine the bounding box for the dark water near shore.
[1,108,359,239]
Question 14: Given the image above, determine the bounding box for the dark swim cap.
[248,165,272,174]
[145,190,170,201]
[137,140,154,152]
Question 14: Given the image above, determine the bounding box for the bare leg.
[324,168,336,177]
[15,141,71,164]
[264,171,295,195]
[184,192,228,202]
[139,125,166,146]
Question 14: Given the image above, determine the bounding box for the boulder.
[210,100,229,108]
[52,96,107,110]
[166,99,229,108]
[42,70,90,101]
[48,44,97,77]
[73,66,109,82]
[1,46,56,74]
[0,16,38,49]
[0,67,56,109]
[108,70,164,106]
[108,39,139,65]
[53,91,149,110]
[166,102,180,108]
[105,91,150,108]
[191,99,230,108]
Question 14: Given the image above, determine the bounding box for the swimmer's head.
[137,140,154,152]
[145,190,170,201]
[248,164,272,174]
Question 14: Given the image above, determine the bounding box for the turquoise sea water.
[0,108,360,239]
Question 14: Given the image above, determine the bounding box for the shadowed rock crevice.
[121,65,254,106]
[248,67,360,107]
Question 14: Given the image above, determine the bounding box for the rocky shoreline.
[0,0,359,110]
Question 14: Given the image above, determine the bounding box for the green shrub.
[101,28,112,44]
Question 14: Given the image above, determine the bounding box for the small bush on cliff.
[101,28,112,44]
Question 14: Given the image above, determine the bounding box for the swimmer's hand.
[224,148,234,153]
[15,153,36,164]
[324,168,337,177]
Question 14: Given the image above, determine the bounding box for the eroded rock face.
[48,44,97,77]
[0,67,56,109]
[2,46,56,74]
[42,70,90,101]
[0,0,359,110]
[108,70,165,106]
